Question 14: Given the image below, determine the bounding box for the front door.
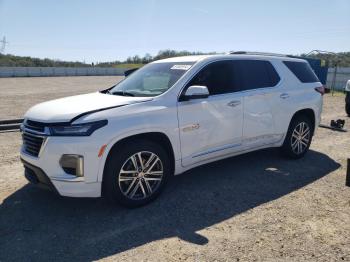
[177,60,243,167]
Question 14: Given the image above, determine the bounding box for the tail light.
[315,85,325,96]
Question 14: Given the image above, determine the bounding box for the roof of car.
[154,53,306,64]
[153,55,210,63]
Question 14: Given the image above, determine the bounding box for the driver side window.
[187,60,237,95]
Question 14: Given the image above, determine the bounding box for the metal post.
[331,64,338,96]
[346,158,350,187]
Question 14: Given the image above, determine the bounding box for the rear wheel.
[346,103,350,116]
[103,140,170,207]
[281,116,313,159]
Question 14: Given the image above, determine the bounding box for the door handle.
[280,93,290,99]
[227,100,241,107]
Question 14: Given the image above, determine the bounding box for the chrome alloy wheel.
[290,122,311,155]
[118,151,163,200]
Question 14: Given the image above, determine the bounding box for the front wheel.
[280,116,313,159]
[103,140,171,207]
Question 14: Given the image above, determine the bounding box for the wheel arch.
[100,132,176,183]
[290,108,316,135]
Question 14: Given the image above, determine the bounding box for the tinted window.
[283,61,319,83]
[187,61,238,95]
[265,62,281,86]
[235,60,280,91]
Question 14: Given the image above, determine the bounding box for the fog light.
[59,154,84,177]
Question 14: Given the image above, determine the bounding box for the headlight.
[50,120,108,136]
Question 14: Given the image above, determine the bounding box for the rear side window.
[283,61,319,83]
[234,60,280,91]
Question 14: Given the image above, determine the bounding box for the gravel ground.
[0,76,123,120]
[0,77,349,261]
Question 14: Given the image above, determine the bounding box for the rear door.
[234,60,282,148]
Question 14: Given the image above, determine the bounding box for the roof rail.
[229,51,289,57]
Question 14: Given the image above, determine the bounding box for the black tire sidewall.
[103,139,170,207]
[346,103,350,116]
[346,93,350,116]
[281,116,313,159]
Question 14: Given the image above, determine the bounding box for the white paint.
[20,54,323,198]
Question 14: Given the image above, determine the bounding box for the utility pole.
[0,36,8,53]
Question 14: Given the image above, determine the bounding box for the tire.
[346,103,350,117]
[280,115,313,159]
[102,139,171,207]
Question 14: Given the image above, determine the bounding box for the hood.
[24,92,151,123]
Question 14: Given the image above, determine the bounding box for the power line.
[0,36,9,53]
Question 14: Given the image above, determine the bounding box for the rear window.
[234,60,280,91]
[283,61,319,83]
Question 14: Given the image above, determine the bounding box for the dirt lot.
[0,77,349,261]
[0,76,123,120]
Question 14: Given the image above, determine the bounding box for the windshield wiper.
[103,89,112,94]
[111,91,135,97]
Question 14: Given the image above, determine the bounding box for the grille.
[22,120,47,157]
[25,120,45,132]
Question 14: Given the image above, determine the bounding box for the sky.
[0,0,349,63]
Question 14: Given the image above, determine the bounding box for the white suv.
[20,53,324,207]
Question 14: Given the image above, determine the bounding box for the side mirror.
[181,85,209,101]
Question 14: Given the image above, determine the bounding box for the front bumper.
[21,157,102,197]
[22,158,58,193]
[22,158,102,197]
[20,135,103,198]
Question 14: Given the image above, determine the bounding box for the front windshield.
[110,62,194,97]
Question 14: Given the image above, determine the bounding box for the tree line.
[300,52,350,67]
[1,50,350,67]
[0,50,217,68]
[92,50,218,67]
[0,53,91,67]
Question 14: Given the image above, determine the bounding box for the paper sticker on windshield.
[171,65,192,70]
